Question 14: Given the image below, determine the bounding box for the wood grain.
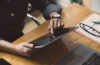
[0,3,100,65]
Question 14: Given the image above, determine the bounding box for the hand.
[14,42,34,56]
[48,18,64,37]
[48,12,64,37]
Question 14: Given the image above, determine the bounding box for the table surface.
[0,3,100,65]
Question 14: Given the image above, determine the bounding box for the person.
[0,0,63,56]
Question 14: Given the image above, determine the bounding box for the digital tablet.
[33,27,78,48]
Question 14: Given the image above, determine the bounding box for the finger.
[61,20,64,27]
[58,19,64,28]
[58,20,61,28]
[53,18,58,29]
[23,48,32,56]
[23,43,34,48]
[50,19,54,34]
[23,48,32,53]
[51,35,56,39]
[59,20,62,27]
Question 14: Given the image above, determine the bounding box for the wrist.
[9,44,21,55]
[12,45,20,55]
[4,43,17,54]
[49,12,61,19]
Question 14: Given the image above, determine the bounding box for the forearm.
[0,40,16,53]
[0,40,35,56]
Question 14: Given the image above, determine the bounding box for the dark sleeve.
[0,38,3,40]
[30,0,61,19]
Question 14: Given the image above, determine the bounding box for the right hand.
[14,42,34,56]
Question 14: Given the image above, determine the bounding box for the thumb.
[24,43,34,48]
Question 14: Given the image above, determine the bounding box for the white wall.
[50,0,72,9]
[83,0,100,13]
[91,0,100,13]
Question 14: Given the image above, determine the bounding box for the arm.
[38,0,64,35]
[40,0,61,19]
[0,40,16,53]
[0,39,34,56]
[39,0,64,35]
[30,0,61,19]
[30,0,64,36]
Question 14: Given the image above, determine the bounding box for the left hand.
[48,12,64,37]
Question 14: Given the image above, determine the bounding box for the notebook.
[75,13,100,43]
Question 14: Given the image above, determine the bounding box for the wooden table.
[62,3,100,52]
[0,3,100,65]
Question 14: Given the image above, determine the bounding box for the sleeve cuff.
[43,4,61,19]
